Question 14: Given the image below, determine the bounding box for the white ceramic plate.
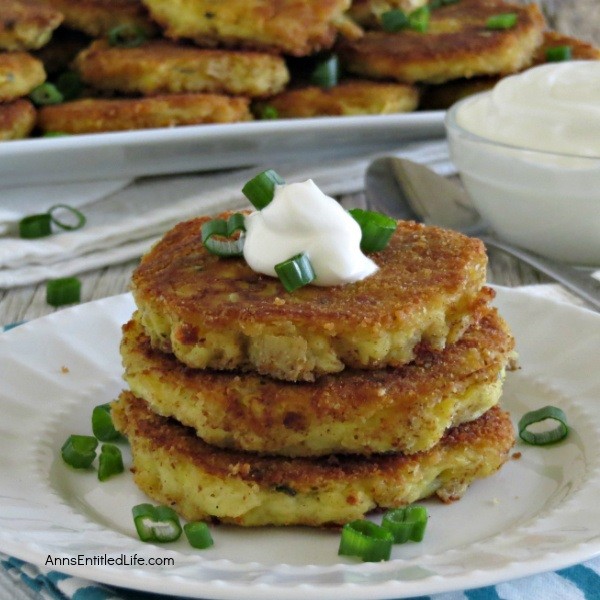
[0,287,599,600]
[0,112,444,188]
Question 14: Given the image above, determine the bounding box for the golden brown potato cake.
[36,93,252,134]
[0,97,35,139]
[420,29,600,110]
[34,0,156,38]
[112,392,515,527]
[73,39,289,98]
[337,0,546,84]
[0,51,45,101]
[121,308,514,457]
[0,0,63,51]
[254,79,418,118]
[141,0,354,56]
[132,213,490,382]
[348,0,428,27]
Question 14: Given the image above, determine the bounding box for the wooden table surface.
[0,190,550,329]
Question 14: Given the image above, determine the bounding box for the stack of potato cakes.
[113,212,517,527]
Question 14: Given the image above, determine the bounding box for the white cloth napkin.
[0,139,452,288]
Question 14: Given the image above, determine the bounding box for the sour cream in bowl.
[445,61,600,265]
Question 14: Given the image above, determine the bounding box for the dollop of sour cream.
[455,61,600,157]
[243,179,378,286]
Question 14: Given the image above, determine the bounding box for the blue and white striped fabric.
[2,552,600,600]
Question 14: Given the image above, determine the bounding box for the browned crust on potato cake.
[131,213,490,381]
[337,0,546,83]
[254,79,419,118]
[0,97,35,139]
[140,0,353,56]
[112,392,515,526]
[0,0,63,51]
[36,93,252,134]
[74,39,289,98]
[121,308,514,456]
[0,50,45,101]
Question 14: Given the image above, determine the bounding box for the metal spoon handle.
[480,234,600,311]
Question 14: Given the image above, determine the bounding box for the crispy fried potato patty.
[0,51,45,101]
[0,97,35,139]
[121,309,514,456]
[74,39,289,98]
[337,0,546,84]
[421,30,600,110]
[35,0,156,37]
[254,79,419,118]
[141,0,353,56]
[36,92,252,134]
[0,0,63,51]
[112,392,515,526]
[131,214,490,382]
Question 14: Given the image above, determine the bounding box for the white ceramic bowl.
[445,95,600,266]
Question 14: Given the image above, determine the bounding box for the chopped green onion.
[518,405,569,445]
[242,169,285,210]
[275,252,316,292]
[486,13,517,30]
[408,6,430,32]
[46,277,81,307]
[381,505,428,543]
[42,131,68,137]
[18,213,52,239]
[132,503,182,543]
[48,204,86,231]
[545,45,572,62]
[381,7,430,32]
[310,55,339,88]
[381,9,410,31]
[55,70,84,101]
[97,443,124,481]
[107,23,148,47]
[430,0,460,8]
[349,208,397,252]
[29,83,63,106]
[338,520,394,562]
[61,434,98,469]
[19,204,85,239]
[92,403,121,441]
[184,522,214,549]
[259,105,279,120]
[201,212,246,257]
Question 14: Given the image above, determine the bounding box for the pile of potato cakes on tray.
[1,0,599,140]
[111,209,518,527]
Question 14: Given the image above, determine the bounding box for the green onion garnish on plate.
[97,443,124,481]
[518,405,569,445]
[338,520,394,562]
[381,505,428,543]
[184,522,214,549]
[132,503,182,543]
[61,434,98,469]
[92,403,121,441]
